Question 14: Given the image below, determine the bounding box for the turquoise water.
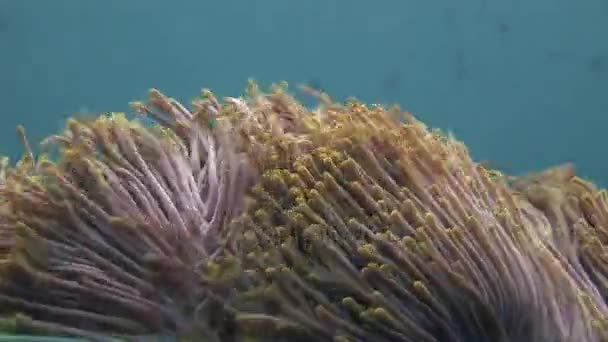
[0,2,607,340]
[0,1,606,182]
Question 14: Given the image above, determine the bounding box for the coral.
[1,81,608,341]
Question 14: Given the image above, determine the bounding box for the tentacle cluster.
[0,81,607,342]
[210,98,608,341]
[0,89,255,339]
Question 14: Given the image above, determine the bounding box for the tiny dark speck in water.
[497,22,510,34]
[444,7,457,28]
[587,56,606,73]
[455,53,469,81]
[383,69,402,93]
[0,14,6,33]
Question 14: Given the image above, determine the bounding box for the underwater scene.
[1,1,607,341]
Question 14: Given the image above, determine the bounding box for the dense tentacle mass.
[0,82,607,341]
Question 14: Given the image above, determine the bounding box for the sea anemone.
[0,90,254,339]
[1,81,608,341]
[213,95,608,341]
